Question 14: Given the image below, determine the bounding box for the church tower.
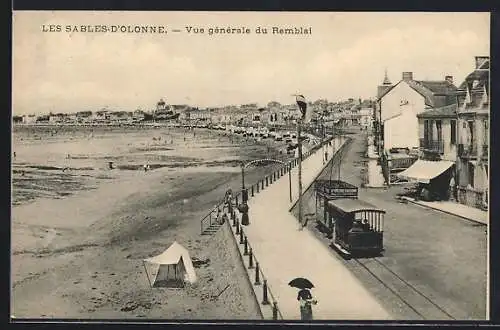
[377,69,393,98]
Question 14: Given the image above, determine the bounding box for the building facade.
[455,56,489,210]
[417,104,458,162]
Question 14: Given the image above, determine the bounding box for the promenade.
[239,136,392,320]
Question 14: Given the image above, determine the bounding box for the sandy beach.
[11,126,304,319]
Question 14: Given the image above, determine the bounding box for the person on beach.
[297,288,316,320]
[13,152,16,159]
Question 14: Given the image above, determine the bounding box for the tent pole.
[143,261,153,289]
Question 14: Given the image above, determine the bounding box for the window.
[436,120,443,141]
[468,121,475,146]
[424,120,430,143]
[468,162,475,188]
[450,120,457,145]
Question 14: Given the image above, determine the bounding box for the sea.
[11,125,274,207]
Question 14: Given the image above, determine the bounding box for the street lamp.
[239,162,250,225]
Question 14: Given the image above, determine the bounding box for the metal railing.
[389,156,418,170]
[419,138,444,154]
[200,135,332,234]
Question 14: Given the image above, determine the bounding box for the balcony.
[419,138,444,154]
[458,143,478,158]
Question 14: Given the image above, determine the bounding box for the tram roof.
[327,198,385,214]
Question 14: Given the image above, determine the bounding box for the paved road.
[297,132,487,320]
[242,136,392,320]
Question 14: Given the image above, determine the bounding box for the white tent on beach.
[142,241,197,288]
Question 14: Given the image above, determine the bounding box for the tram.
[315,179,385,257]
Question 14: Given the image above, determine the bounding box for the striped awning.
[397,160,454,184]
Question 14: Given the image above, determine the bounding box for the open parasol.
[288,277,314,289]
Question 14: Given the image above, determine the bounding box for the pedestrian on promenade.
[297,288,317,320]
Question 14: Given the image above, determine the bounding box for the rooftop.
[417,104,457,118]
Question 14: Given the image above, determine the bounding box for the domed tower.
[377,69,393,98]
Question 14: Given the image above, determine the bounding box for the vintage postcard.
[11,11,489,321]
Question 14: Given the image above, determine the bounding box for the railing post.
[248,248,254,269]
[232,211,236,226]
[240,228,244,244]
[235,218,240,235]
[251,185,254,197]
[209,212,212,226]
[254,262,261,285]
[257,183,260,193]
[262,279,270,305]
[272,302,278,320]
[244,236,249,255]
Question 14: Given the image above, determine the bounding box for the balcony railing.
[419,139,444,154]
[458,143,478,158]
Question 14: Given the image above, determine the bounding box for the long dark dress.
[297,289,313,320]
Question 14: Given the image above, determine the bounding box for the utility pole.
[297,117,303,230]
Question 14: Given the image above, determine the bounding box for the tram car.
[314,179,385,257]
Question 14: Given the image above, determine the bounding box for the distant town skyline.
[12,11,489,115]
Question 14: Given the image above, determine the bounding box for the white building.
[377,71,457,151]
[359,106,373,129]
[22,114,37,124]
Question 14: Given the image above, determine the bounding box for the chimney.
[475,56,489,69]
[445,75,453,84]
[402,72,413,81]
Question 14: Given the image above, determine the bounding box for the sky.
[12,11,490,115]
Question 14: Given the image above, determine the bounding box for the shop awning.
[397,160,454,184]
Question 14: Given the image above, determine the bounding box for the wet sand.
[11,126,302,319]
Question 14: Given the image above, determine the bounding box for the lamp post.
[239,162,249,225]
[297,118,304,230]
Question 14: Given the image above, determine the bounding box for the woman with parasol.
[289,277,317,320]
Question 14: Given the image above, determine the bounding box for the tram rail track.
[347,255,456,320]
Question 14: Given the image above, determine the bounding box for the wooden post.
[262,280,270,305]
[240,228,244,244]
[248,248,254,269]
[244,236,249,255]
[254,262,261,285]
